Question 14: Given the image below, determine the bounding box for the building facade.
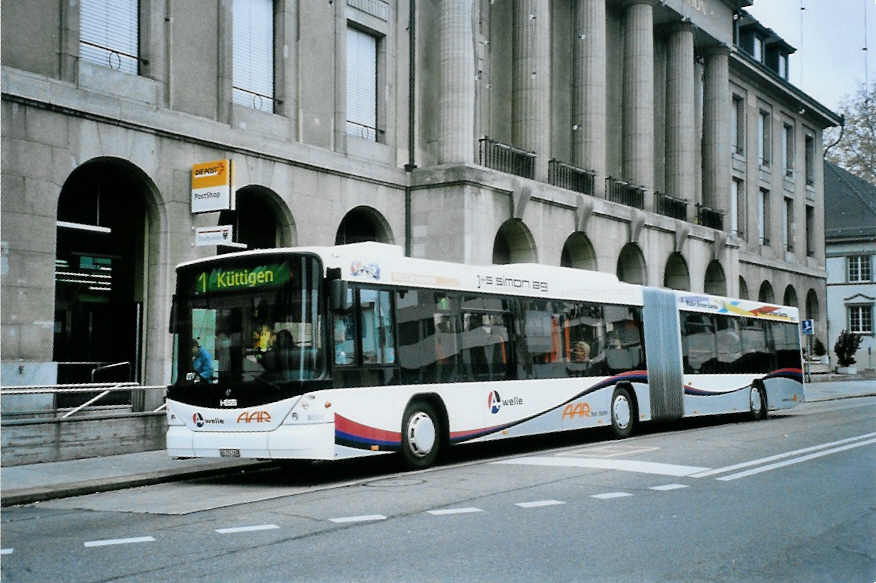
[824,162,876,372]
[2,0,839,414]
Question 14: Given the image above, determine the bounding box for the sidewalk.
[2,378,874,507]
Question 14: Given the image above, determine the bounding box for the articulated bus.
[166,242,803,468]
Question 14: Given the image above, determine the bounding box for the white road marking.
[591,492,633,500]
[427,507,483,516]
[494,456,708,476]
[1,549,13,555]
[717,437,876,481]
[649,484,689,491]
[215,524,280,534]
[691,432,876,478]
[328,515,387,524]
[84,536,155,548]
[515,500,566,508]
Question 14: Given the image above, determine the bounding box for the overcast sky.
[746,0,875,112]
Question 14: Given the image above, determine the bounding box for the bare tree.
[825,82,876,184]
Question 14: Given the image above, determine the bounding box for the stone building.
[1,0,838,447]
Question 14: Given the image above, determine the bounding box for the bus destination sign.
[195,264,290,294]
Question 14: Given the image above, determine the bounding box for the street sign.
[801,319,814,335]
[195,225,235,247]
[191,160,234,213]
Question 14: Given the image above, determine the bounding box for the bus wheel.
[749,385,767,421]
[610,387,635,438]
[401,401,440,469]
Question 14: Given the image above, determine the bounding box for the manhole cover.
[363,478,426,488]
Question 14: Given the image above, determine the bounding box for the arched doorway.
[336,206,394,245]
[219,185,294,251]
[54,158,158,386]
[616,243,646,285]
[493,220,537,264]
[663,253,690,290]
[758,280,775,303]
[704,260,727,296]
[739,276,749,300]
[560,232,597,270]
[783,285,798,308]
[806,289,819,321]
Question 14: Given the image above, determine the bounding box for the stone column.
[574,0,606,195]
[665,22,696,203]
[622,1,654,199]
[512,0,550,180]
[703,46,730,213]
[439,0,476,165]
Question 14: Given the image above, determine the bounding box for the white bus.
[166,242,803,468]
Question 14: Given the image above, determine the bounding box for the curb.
[1,460,272,507]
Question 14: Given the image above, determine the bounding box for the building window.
[730,178,745,238]
[805,205,815,257]
[758,188,770,245]
[848,305,873,335]
[80,0,139,74]
[753,36,764,62]
[758,109,771,167]
[778,54,788,79]
[805,133,815,186]
[783,197,793,252]
[233,0,275,113]
[346,26,379,141]
[731,94,745,156]
[782,123,794,178]
[848,255,873,282]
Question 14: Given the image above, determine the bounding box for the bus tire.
[400,400,441,470]
[749,384,767,421]
[610,386,636,438]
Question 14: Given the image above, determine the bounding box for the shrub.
[813,337,826,357]
[834,330,863,367]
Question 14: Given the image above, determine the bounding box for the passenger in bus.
[191,339,214,382]
[261,329,295,375]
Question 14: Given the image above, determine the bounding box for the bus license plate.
[220,448,240,458]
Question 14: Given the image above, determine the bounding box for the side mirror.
[329,280,351,312]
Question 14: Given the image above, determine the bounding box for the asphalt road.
[2,397,874,582]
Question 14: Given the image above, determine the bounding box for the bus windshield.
[173,254,326,386]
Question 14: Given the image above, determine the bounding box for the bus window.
[715,315,742,373]
[461,299,511,381]
[359,288,395,365]
[333,287,357,366]
[772,321,802,370]
[396,290,461,383]
[563,302,605,377]
[681,312,717,374]
[604,305,646,374]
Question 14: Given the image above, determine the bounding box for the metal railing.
[654,191,688,221]
[605,177,645,209]
[697,204,724,230]
[478,137,535,179]
[0,383,167,419]
[548,159,595,195]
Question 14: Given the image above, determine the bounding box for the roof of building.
[824,161,876,240]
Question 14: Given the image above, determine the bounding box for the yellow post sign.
[191,160,233,213]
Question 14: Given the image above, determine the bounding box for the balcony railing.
[697,204,724,230]
[605,177,644,209]
[548,159,595,195]
[654,191,688,221]
[478,137,535,179]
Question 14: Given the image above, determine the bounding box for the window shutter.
[346,27,377,140]
[80,0,139,74]
[233,0,274,112]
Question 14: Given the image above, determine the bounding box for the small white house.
[824,162,876,372]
